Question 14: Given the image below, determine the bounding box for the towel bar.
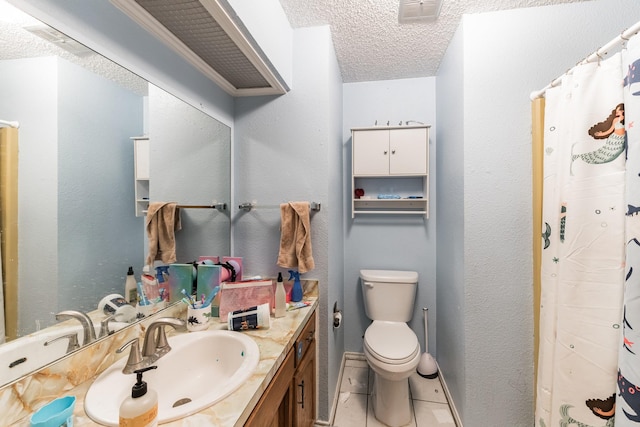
[238,202,321,212]
[175,202,227,210]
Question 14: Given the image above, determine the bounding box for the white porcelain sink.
[0,321,128,386]
[85,330,260,426]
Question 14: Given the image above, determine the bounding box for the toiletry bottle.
[124,266,137,304]
[288,270,303,302]
[119,366,158,427]
[275,272,286,318]
[155,265,170,302]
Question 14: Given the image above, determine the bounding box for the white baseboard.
[437,362,463,427]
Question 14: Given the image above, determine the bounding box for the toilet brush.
[417,307,438,379]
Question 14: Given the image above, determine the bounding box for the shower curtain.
[535,34,640,427]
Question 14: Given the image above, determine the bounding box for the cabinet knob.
[392,149,396,154]
[383,150,388,155]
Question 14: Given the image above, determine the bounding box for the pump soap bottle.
[275,272,286,318]
[119,366,158,427]
[124,266,137,304]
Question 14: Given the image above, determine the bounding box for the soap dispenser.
[119,366,158,426]
[275,272,286,318]
[124,266,137,304]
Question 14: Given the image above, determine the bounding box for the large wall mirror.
[0,0,231,386]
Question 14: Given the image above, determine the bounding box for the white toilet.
[360,269,420,427]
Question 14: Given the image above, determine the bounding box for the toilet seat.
[364,321,419,365]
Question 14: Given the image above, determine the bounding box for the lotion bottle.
[119,366,158,427]
[124,266,137,304]
[275,272,286,318]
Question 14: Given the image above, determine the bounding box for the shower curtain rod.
[0,120,19,129]
[530,19,640,100]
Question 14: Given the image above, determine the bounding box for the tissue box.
[219,280,274,321]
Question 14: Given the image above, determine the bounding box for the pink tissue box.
[219,280,274,321]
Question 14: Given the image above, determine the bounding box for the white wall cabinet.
[351,125,429,217]
[133,136,149,217]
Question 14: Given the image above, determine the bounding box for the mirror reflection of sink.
[0,321,128,385]
[85,330,260,426]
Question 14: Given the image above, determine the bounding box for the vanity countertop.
[9,282,318,427]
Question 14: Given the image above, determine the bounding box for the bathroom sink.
[84,330,260,426]
[0,321,128,386]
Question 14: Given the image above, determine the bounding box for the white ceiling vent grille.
[111,0,288,96]
[398,0,443,23]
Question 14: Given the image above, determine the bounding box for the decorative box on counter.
[219,280,274,321]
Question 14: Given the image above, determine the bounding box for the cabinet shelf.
[353,199,428,215]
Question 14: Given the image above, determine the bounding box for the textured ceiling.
[278,0,595,82]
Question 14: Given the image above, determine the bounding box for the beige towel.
[146,202,181,266]
[277,202,315,273]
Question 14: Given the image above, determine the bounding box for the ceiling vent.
[110,0,288,97]
[398,0,443,23]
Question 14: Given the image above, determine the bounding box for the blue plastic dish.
[30,395,76,427]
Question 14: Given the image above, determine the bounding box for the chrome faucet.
[55,310,97,346]
[117,317,185,374]
[44,332,80,354]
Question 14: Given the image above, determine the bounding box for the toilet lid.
[364,321,419,364]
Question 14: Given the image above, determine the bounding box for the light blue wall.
[148,84,232,260]
[233,26,342,421]
[436,0,640,424]
[57,57,144,313]
[435,21,465,419]
[343,78,437,355]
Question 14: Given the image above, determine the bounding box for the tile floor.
[332,357,457,427]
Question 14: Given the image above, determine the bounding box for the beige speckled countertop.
[5,281,318,426]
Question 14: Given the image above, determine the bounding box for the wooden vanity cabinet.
[245,310,316,427]
[293,312,316,427]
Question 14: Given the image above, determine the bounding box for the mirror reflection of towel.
[277,202,314,273]
[146,202,181,266]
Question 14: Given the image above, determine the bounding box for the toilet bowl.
[360,270,420,427]
[363,321,420,427]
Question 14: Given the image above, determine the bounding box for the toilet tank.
[360,269,418,322]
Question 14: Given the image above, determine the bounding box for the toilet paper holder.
[333,302,342,329]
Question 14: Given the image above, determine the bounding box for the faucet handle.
[153,318,186,358]
[99,315,116,338]
[117,338,144,374]
[142,317,186,357]
[44,332,80,354]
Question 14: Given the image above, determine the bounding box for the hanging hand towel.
[277,202,315,273]
[146,202,181,266]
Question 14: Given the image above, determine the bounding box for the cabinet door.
[353,129,390,175]
[389,127,427,175]
[245,349,294,427]
[134,138,150,180]
[293,344,315,427]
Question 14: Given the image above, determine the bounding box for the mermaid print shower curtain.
[618,35,640,427]
[536,52,626,427]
